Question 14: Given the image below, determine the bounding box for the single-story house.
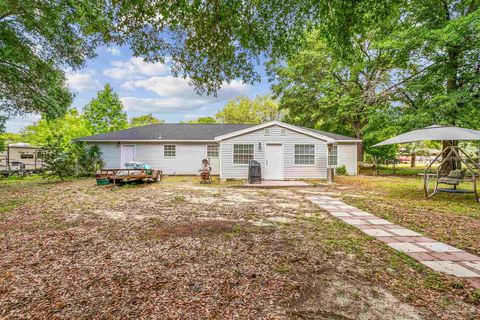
[76,121,361,180]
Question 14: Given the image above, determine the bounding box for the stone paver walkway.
[306,195,480,288]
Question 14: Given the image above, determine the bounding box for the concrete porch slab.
[241,180,312,188]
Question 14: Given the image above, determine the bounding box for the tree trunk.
[410,152,416,168]
[441,140,459,174]
[353,122,364,162]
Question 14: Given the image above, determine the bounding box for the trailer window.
[20,153,34,159]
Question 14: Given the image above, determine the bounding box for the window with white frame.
[294,144,315,165]
[207,144,219,157]
[280,128,287,136]
[233,144,254,164]
[264,128,270,136]
[328,145,338,166]
[164,145,176,157]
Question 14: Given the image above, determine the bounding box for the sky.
[5,45,271,133]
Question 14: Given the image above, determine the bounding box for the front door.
[265,144,283,180]
[120,145,135,168]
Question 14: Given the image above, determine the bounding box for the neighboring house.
[76,121,361,180]
[0,143,44,171]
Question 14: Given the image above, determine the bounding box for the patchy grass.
[326,175,480,256]
[0,177,479,318]
[160,175,244,187]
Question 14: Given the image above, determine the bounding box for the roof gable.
[214,121,359,142]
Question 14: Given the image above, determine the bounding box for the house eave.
[77,139,218,143]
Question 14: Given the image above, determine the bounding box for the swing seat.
[437,169,466,187]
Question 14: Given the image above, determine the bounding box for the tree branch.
[381,62,438,94]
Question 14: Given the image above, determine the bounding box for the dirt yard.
[1,176,479,319]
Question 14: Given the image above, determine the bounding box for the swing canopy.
[373,125,480,147]
[373,125,480,202]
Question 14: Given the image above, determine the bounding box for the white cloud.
[120,97,209,113]
[107,47,121,56]
[122,76,249,100]
[66,70,100,92]
[103,57,169,80]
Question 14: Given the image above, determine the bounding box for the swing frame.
[423,145,480,202]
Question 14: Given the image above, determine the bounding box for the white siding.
[95,143,121,169]
[219,125,328,179]
[337,143,358,175]
[93,142,219,175]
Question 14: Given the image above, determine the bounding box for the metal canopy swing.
[423,145,480,201]
[373,125,480,202]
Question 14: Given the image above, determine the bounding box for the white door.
[265,144,283,180]
[120,145,135,168]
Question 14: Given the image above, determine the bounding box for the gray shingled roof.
[301,127,359,141]
[76,123,358,142]
[76,124,255,141]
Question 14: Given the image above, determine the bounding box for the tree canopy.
[129,114,164,127]
[0,0,106,119]
[2,0,389,120]
[384,0,480,129]
[185,116,217,124]
[216,95,284,124]
[22,109,91,146]
[83,84,127,134]
[270,30,395,157]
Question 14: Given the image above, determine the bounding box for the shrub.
[335,165,347,175]
[41,134,103,180]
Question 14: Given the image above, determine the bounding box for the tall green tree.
[83,84,127,134]
[271,31,395,159]
[22,109,91,146]
[129,114,164,127]
[216,95,284,124]
[385,0,480,130]
[0,1,107,118]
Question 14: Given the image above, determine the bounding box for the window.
[20,153,34,159]
[294,144,315,165]
[280,128,287,136]
[207,144,219,157]
[264,128,270,136]
[328,145,338,166]
[233,144,254,165]
[164,145,176,157]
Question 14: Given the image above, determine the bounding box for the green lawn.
[329,175,480,256]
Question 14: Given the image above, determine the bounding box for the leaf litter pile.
[1,178,479,319]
